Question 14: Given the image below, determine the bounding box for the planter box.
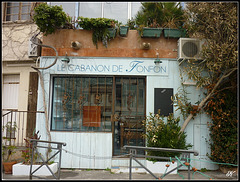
[119,26,129,37]
[3,161,17,174]
[146,161,177,174]
[13,162,58,176]
[163,29,186,38]
[108,28,117,38]
[140,28,163,38]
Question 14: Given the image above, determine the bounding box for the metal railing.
[124,145,199,180]
[29,139,66,180]
[2,110,45,146]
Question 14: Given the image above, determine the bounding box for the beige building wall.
[2,21,40,111]
[2,21,41,144]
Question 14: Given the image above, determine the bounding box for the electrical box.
[28,38,41,57]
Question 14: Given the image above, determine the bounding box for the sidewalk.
[2,169,238,180]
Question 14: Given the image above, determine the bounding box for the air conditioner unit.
[178,38,205,61]
[28,38,41,57]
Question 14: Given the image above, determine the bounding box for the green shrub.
[135,2,185,28]
[143,112,192,162]
[33,3,69,35]
[205,89,238,167]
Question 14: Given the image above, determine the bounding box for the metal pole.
[129,154,132,180]
[29,140,36,180]
[57,143,63,180]
[187,153,190,180]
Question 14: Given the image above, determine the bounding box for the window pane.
[131,2,142,19]
[50,2,75,17]
[79,2,102,18]
[113,77,145,156]
[51,76,113,132]
[5,2,32,21]
[103,2,128,24]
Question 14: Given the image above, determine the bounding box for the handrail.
[124,145,199,156]
[124,145,199,180]
[29,139,66,180]
[30,139,66,146]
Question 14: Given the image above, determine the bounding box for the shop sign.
[46,58,168,76]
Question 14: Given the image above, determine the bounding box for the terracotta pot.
[3,161,17,174]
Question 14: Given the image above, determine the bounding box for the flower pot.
[163,28,186,38]
[146,160,177,174]
[108,28,117,38]
[140,28,163,38]
[13,162,58,176]
[3,161,17,174]
[119,26,129,37]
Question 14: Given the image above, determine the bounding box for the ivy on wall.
[205,86,238,166]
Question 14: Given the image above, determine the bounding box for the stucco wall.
[41,29,178,58]
[2,21,39,61]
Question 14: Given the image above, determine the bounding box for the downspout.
[30,32,59,157]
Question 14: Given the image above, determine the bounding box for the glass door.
[113,76,146,156]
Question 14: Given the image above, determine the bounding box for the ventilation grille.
[178,38,203,60]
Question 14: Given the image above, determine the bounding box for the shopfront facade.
[35,29,217,170]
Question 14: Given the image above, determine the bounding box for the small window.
[2,2,37,22]
[154,88,173,116]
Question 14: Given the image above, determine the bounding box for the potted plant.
[119,25,129,37]
[2,122,18,174]
[142,112,192,174]
[77,16,119,49]
[163,28,186,38]
[135,2,185,38]
[163,17,186,38]
[12,131,58,176]
[2,145,17,174]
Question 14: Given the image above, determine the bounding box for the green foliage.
[143,112,192,161]
[2,145,17,162]
[184,2,237,87]
[183,2,238,167]
[2,122,18,162]
[135,2,185,28]
[205,88,237,167]
[33,3,69,35]
[77,16,118,49]
[21,130,41,165]
[127,19,137,30]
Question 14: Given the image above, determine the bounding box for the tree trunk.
[180,68,237,132]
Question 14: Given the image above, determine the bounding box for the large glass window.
[51,75,146,154]
[51,76,113,132]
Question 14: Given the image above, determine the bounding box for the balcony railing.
[2,110,44,147]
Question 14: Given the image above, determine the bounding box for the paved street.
[2,169,238,180]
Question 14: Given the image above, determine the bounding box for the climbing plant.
[205,83,237,166]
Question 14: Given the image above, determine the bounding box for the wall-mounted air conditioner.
[28,38,41,57]
[178,38,205,61]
